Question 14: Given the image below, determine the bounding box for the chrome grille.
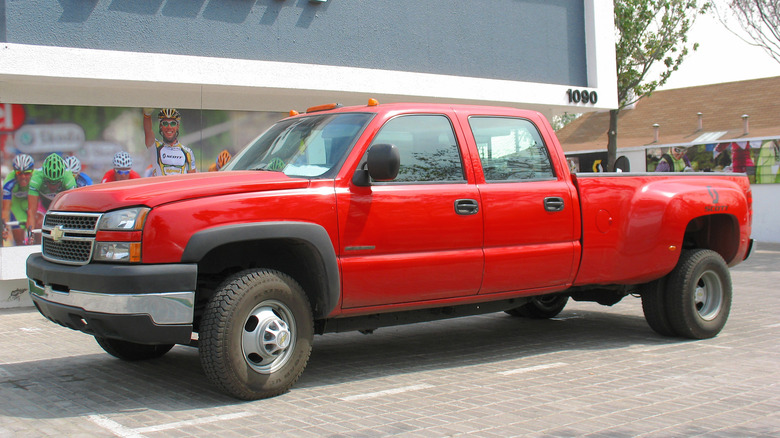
[44,213,99,231]
[43,238,93,263]
[41,212,101,265]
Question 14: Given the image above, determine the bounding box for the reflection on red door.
[338,183,484,308]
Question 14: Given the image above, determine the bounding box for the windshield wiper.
[251,164,283,172]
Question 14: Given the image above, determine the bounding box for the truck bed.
[572,172,752,286]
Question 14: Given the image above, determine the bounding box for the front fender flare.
[181,222,339,318]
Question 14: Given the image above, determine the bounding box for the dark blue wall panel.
[3,0,587,86]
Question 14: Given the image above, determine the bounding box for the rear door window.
[468,117,555,182]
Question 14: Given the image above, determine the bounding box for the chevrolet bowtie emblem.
[50,225,65,242]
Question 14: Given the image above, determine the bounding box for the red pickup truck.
[26,101,753,400]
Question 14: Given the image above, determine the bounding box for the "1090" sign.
[566,89,598,105]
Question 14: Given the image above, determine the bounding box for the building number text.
[566,89,598,105]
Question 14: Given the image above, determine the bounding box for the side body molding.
[181,222,340,318]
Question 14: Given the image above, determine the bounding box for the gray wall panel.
[3,0,587,86]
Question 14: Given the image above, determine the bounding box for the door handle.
[544,197,565,212]
[454,199,479,215]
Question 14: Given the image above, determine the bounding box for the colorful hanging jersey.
[755,140,780,184]
[148,140,197,176]
[730,142,754,173]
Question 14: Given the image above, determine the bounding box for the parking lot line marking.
[766,322,780,328]
[135,412,252,433]
[626,344,676,353]
[86,415,145,438]
[340,383,434,401]
[86,412,252,437]
[1,355,93,366]
[498,362,568,376]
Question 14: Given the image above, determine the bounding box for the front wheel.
[95,337,174,361]
[199,269,313,400]
[665,249,732,339]
[506,295,568,319]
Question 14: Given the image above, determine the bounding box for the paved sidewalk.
[0,243,778,437]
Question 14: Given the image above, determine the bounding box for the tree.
[714,0,780,63]
[608,0,708,171]
[551,112,581,132]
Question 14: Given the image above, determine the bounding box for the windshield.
[223,112,373,178]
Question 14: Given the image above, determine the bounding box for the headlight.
[94,207,149,263]
[93,242,142,262]
[98,207,150,231]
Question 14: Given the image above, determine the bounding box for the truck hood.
[50,171,312,212]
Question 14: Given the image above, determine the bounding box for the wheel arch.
[681,213,742,266]
[181,222,339,320]
[624,181,750,281]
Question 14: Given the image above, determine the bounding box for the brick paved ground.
[1,243,778,437]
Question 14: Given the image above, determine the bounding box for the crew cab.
[27,101,753,400]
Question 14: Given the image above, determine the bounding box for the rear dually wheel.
[665,249,732,339]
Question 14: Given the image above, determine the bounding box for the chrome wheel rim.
[242,300,295,374]
[694,271,723,321]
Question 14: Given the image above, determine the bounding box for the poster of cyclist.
[1,103,284,246]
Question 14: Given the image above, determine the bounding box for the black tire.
[640,277,677,337]
[199,269,313,400]
[95,337,174,361]
[665,249,732,339]
[506,295,568,319]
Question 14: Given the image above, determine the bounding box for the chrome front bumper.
[28,280,194,325]
[26,253,198,344]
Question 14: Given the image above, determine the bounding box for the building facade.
[0,0,617,306]
[1,1,617,114]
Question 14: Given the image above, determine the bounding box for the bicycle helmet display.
[158,108,181,142]
[12,154,34,172]
[158,108,181,120]
[42,154,66,180]
[64,156,81,173]
[216,149,232,168]
[113,151,133,169]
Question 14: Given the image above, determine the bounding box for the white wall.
[750,185,780,244]
[0,43,617,116]
[0,246,38,308]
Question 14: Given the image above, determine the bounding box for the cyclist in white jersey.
[143,108,197,176]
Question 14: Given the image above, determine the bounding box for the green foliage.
[607,0,708,171]
[614,0,709,108]
[552,113,581,131]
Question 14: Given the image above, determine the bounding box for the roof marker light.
[289,110,299,116]
[306,103,342,113]
[368,98,379,106]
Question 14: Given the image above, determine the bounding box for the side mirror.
[352,143,400,186]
